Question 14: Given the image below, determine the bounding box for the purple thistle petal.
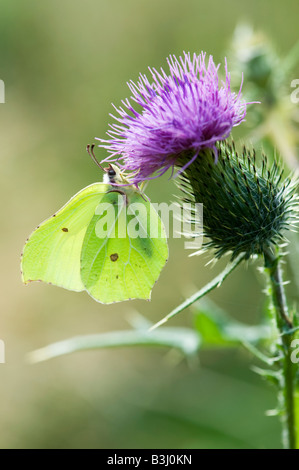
[97,52,250,183]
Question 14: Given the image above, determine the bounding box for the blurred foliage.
[193,299,271,348]
[1,0,299,449]
[229,24,299,170]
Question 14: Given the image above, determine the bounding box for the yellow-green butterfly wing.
[21,178,168,303]
[81,190,168,303]
[21,183,108,291]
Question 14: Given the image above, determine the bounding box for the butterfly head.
[103,164,131,186]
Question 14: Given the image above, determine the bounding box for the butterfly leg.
[106,189,128,206]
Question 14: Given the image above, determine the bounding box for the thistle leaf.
[27,327,201,363]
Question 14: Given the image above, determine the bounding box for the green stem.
[26,327,200,363]
[150,252,246,331]
[264,247,296,449]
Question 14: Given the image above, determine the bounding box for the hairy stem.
[264,247,296,449]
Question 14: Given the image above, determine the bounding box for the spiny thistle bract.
[177,142,299,260]
[97,52,248,183]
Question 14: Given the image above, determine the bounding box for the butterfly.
[21,145,168,304]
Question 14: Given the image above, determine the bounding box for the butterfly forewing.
[21,183,108,291]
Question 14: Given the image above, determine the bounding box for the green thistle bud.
[177,142,299,260]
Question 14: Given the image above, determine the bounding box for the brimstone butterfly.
[21,145,168,304]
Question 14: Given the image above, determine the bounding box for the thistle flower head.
[178,142,299,260]
[97,52,248,183]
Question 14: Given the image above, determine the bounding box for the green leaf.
[251,366,281,386]
[27,327,201,364]
[192,298,271,348]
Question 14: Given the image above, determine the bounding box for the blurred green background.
[1,0,299,449]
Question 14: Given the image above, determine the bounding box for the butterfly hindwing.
[80,190,168,303]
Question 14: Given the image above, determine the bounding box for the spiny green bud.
[177,141,299,260]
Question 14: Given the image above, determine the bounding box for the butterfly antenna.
[86,144,106,171]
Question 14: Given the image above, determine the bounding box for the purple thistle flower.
[97,52,248,183]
